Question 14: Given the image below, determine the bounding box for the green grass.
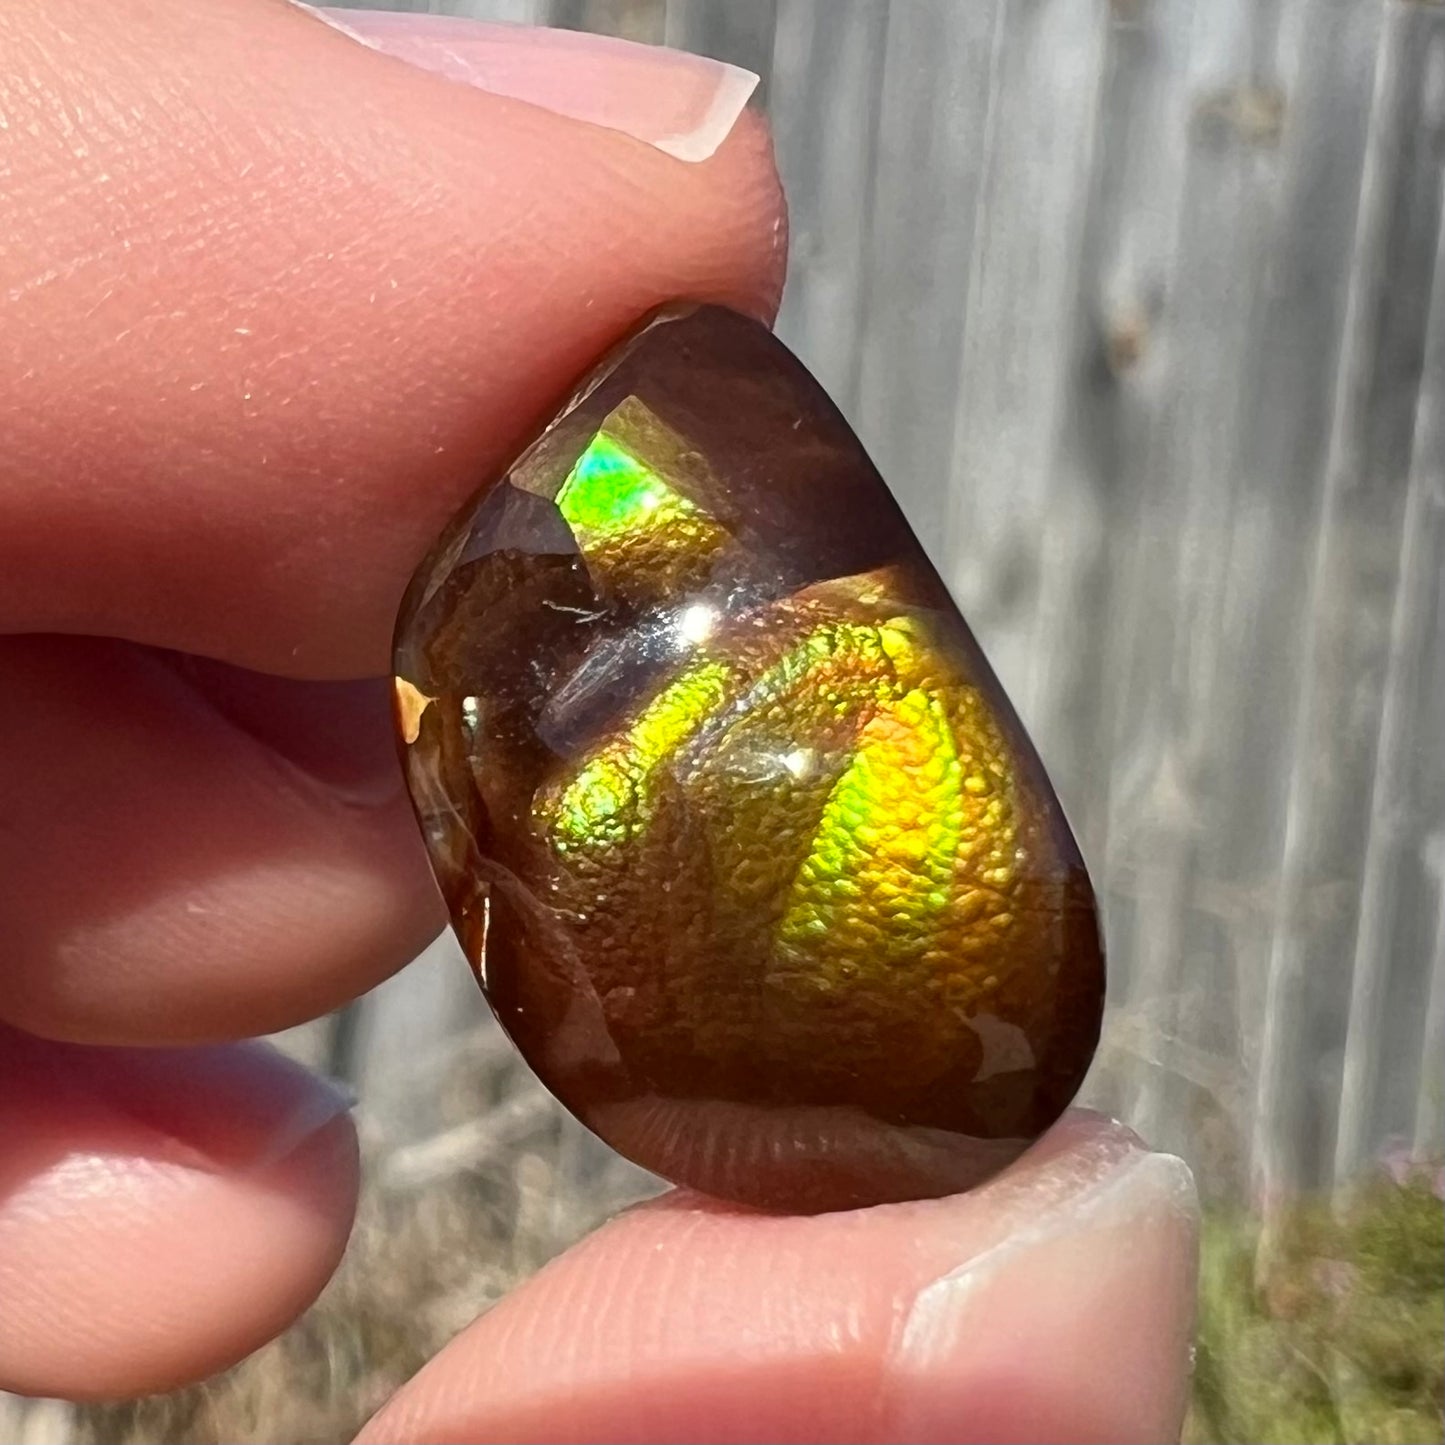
[1186,1173,1443,1445]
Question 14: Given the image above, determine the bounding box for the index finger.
[0,0,785,678]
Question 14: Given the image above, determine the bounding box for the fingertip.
[0,0,789,675]
[0,1032,360,1399]
[698,107,789,321]
[0,638,443,1046]
[357,1116,1198,1444]
[885,1147,1199,1444]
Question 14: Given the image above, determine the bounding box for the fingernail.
[889,1149,1200,1443]
[246,1070,358,1173]
[19,1033,360,1175]
[124,1042,357,1174]
[293,6,758,163]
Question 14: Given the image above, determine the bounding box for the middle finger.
[0,634,441,1045]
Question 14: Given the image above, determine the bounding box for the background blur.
[8,1,1441,1442]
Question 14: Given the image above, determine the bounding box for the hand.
[0,3,1199,1439]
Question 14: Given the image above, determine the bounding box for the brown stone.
[393,305,1104,1212]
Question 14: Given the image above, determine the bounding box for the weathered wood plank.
[768,0,887,409]
[1251,0,1434,1205]
[848,0,1001,539]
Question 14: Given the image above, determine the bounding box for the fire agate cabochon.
[394,305,1103,1212]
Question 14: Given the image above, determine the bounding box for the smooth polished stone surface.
[394,305,1104,1212]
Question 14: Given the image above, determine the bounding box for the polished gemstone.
[393,305,1104,1212]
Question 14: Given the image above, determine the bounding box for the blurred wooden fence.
[292,0,1445,1211]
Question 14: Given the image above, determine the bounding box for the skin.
[0,1,1200,1438]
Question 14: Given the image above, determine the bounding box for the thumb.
[0,0,784,676]
[356,1114,1200,1445]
